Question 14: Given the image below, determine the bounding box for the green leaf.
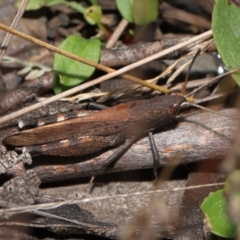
[16,0,65,10]
[212,0,240,85]
[17,0,85,13]
[224,170,240,194]
[223,170,240,232]
[201,189,237,238]
[132,0,158,25]
[61,1,85,14]
[52,73,72,95]
[116,0,158,25]
[115,0,134,22]
[53,35,101,91]
[84,5,102,25]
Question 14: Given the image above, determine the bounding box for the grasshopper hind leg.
[102,138,134,167]
[90,138,134,183]
[23,136,111,157]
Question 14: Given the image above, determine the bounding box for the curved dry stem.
[0,25,212,125]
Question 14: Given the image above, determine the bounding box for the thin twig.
[0,0,29,61]
[185,68,240,97]
[106,19,128,48]
[0,183,224,216]
[0,22,170,94]
[0,29,212,125]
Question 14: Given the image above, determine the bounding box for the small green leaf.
[223,170,240,230]
[201,189,237,238]
[52,73,72,94]
[132,0,158,25]
[224,170,240,194]
[17,0,86,14]
[212,0,240,85]
[116,0,158,25]
[17,66,32,75]
[53,35,101,90]
[84,5,102,25]
[115,0,134,22]
[62,1,85,14]
[16,0,64,10]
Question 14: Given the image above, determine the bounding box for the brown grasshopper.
[3,94,185,178]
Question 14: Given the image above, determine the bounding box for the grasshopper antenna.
[181,101,240,121]
[181,48,201,95]
[185,68,240,98]
[182,68,240,121]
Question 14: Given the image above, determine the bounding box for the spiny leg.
[75,102,108,110]
[148,132,160,180]
[90,138,134,183]
[103,139,134,167]
[88,102,108,110]
[20,136,111,157]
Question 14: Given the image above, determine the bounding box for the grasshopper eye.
[169,103,180,117]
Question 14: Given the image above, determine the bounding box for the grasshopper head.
[159,94,186,117]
